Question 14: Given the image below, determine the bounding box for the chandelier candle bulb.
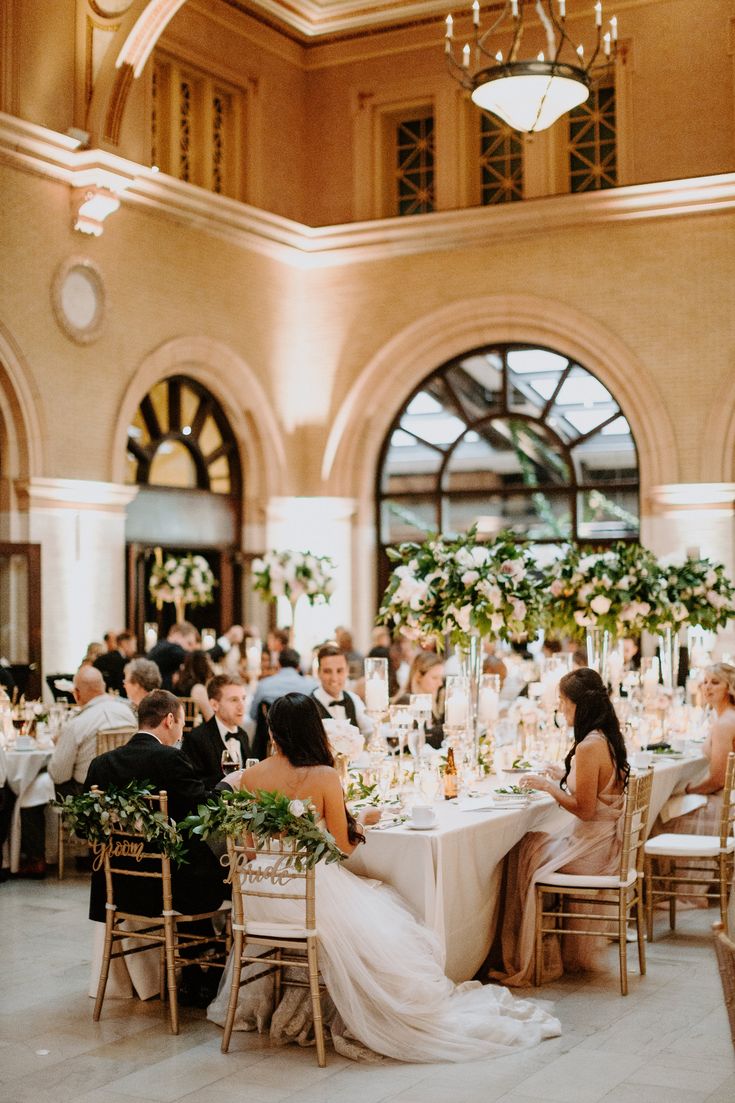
[559,0,566,17]
[462,43,470,67]
[595,1,602,26]
[604,31,611,55]
[495,50,503,61]
[610,15,617,38]
[445,13,453,37]
[511,0,518,17]
[577,43,584,57]
[472,0,479,27]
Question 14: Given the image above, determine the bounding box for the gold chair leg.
[307,938,326,1068]
[644,856,654,944]
[668,860,677,931]
[534,886,543,988]
[719,854,728,930]
[221,929,243,1054]
[273,948,283,1007]
[57,816,64,880]
[635,885,646,976]
[93,921,115,1022]
[618,897,628,996]
[164,916,179,1035]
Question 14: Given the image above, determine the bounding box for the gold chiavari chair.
[221,835,327,1066]
[179,697,201,731]
[534,768,653,996]
[644,752,735,939]
[57,726,138,879]
[92,787,231,1033]
[713,921,735,1050]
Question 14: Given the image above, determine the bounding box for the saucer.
[407,817,438,831]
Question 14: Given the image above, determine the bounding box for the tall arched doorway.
[124,374,243,639]
[376,342,640,595]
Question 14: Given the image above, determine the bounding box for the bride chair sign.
[221,835,328,1066]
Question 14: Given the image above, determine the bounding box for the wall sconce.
[72,186,121,236]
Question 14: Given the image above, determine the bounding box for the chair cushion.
[245,921,316,939]
[538,868,638,890]
[644,834,734,858]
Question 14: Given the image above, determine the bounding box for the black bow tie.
[329,698,346,707]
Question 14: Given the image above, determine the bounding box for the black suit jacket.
[181,717,250,790]
[84,732,227,922]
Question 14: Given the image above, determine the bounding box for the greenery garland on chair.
[55,780,189,865]
[180,788,346,871]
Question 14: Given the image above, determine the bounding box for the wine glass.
[221,748,239,776]
[409,693,431,761]
[388,705,413,758]
[418,764,440,804]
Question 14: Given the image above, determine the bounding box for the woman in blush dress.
[490,667,629,988]
[208,692,560,1062]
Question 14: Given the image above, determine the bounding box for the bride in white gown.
[207,692,560,1062]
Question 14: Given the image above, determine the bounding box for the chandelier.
[445,0,618,134]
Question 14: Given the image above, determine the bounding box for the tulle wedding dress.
[207,825,561,1063]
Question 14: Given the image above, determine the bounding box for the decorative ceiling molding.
[1,111,734,270]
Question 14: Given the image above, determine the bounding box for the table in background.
[2,746,53,872]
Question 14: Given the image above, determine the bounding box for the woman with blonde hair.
[680,662,735,817]
[393,650,445,748]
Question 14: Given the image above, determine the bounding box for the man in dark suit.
[94,629,138,695]
[181,674,250,788]
[84,689,228,935]
[146,622,198,690]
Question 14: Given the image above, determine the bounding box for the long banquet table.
[346,754,708,984]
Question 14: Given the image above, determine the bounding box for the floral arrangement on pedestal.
[252,550,336,609]
[377,527,543,648]
[149,553,215,622]
[651,554,734,631]
[541,542,661,638]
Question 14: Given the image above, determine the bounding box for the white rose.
[549,578,564,597]
[673,603,689,621]
[461,569,479,587]
[511,598,527,621]
[491,612,504,633]
[590,595,611,615]
[574,610,594,627]
[479,581,502,606]
[288,800,306,818]
[470,546,490,568]
[578,583,594,602]
[252,558,265,574]
[705,569,718,587]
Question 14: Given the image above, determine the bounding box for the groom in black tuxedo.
[181,675,250,789]
[84,689,228,925]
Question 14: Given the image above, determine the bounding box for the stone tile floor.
[0,874,733,1103]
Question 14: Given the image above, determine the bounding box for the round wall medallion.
[51,258,106,344]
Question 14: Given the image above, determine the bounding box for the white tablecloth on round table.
[3,747,53,872]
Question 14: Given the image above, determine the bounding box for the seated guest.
[311,644,373,739]
[489,668,628,987]
[260,628,290,677]
[249,648,315,721]
[207,624,244,674]
[94,629,138,695]
[84,690,229,1003]
[182,674,249,788]
[393,651,445,748]
[103,630,118,653]
[81,641,105,668]
[147,621,198,690]
[175,650,215,722]
[334,626,363,681]
[122,658,162,709]
[49,666,136,798]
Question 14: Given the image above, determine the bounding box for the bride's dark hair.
[558,667,629,792]
[267,692,365,846]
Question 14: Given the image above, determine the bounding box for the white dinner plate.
[406,819,438,830]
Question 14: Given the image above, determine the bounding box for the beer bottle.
[443,747,458,800]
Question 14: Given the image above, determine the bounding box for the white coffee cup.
[630,750,653,770]
[411,803,435,827]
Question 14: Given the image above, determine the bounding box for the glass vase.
[585,626,610,675]
[658,624,679,690]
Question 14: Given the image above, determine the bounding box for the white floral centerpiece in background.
[149,553,215,623]
[541,542,660,639]
[652,553,734,632]
[252,549,336,643]
[377,527,543,649]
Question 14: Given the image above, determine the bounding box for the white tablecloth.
[3,747,53,872]
[346,755,710,984]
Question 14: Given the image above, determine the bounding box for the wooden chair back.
[225,835,315,935]
[96,726,136,755]
[619,768,654,880]
[718,752,735,848]
[713,921,735,1049]
[179,696,201,730]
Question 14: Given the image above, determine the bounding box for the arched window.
[126,375,240,495]
[377,343,639,588]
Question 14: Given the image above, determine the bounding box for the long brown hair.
[558,668,629,792]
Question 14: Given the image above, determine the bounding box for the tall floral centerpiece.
[542,542,660,674]
[149,553,216,624]
[378,527,543,746]
[650,554,734,686]
[252,549,336,642]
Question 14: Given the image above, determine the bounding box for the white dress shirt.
[49,693,136,785]
[312,685,373,737]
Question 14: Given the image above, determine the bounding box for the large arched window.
[377,343,639,587]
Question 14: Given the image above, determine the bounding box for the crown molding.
[1,112,734,270]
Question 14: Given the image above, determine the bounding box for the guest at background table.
[311,644,373,740]
[665,663,735,843]
[207,624,244,675]
[94,629,137,696]
[80,641,105,668]
[249,648,316,759]
[490,667,629,987]
[259,627,290,678]
[393,651,445,749]
[122,658,162,710]
[334,626,364,682]
[102,630,117,653]
[174,649,215,722]
[49,667,136,799]
[182,674,249,789]
[146,621,198,691]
